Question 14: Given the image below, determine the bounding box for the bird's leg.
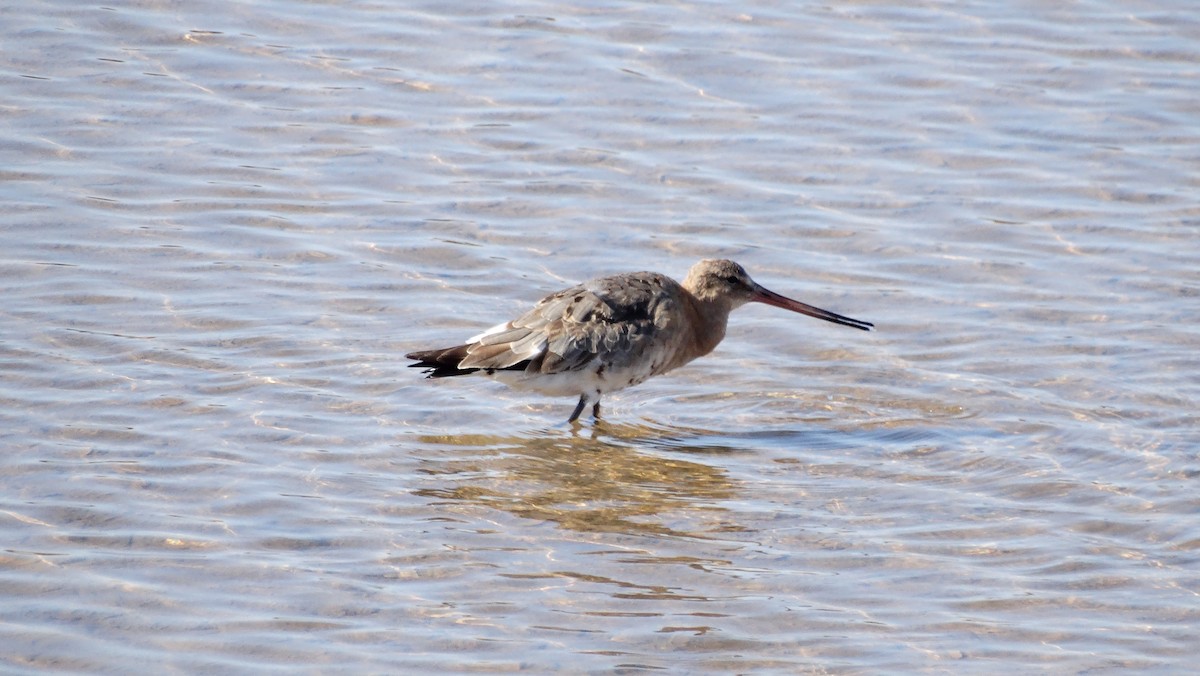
[567,394,589,423]
[592,399,601,419]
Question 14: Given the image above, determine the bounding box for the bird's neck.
[684,295,732,360]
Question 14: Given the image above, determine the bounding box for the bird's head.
[683,258,874,331]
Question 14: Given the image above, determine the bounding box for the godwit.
[407,259,873,423]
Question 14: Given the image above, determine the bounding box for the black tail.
[405,345,475,378]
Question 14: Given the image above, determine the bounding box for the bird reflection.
[412,422,741,537]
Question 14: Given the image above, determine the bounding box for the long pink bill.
[752,285,874,331]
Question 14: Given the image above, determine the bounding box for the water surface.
[2,0,1198,672]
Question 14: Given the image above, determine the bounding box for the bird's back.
[407,269,721,397]
[488,272,682,364]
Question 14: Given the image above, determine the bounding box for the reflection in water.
[412,423,741,536]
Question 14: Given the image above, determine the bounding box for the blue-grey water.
[2,0,1198,672]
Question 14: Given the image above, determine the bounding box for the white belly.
[486,360,663,398]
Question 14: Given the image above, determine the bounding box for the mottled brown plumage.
[407,259,872,422]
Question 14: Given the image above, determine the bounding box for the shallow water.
[3,0,1198,672]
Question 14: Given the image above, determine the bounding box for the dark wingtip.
[406,345,476,378]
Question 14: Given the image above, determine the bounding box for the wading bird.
[407,259,872,423]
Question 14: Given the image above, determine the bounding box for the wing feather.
[455,273,677,376]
